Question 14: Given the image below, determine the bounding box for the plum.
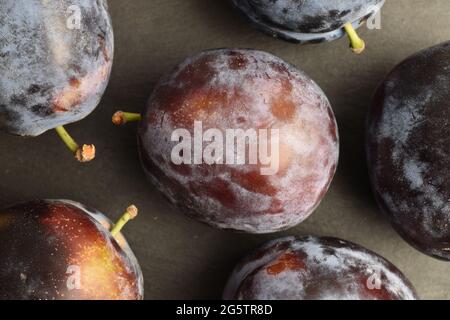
[223,236,418,300]
[113,48,339,233]
[367,42,450,261]
[0,200,143,300]
[0,0,114,162]
[230,0,385,53]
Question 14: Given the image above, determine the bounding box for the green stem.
[110,205,138,238]
[54,126,96,162]
[344,23,366,54]
[55,125,79,153]
[112,111,142,125]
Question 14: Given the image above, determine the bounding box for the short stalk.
[112,111,142,126]
[344,23,366,54]
[110,205,138,238]
[55,126,95,162]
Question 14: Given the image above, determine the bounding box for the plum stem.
[55,126,96,162]
[112,111,142,125]
[110,205,138,238]
[344,23,366,54]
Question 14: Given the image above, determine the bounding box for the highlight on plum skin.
[223,236,418,300]
[0,200,143,300]
[0,0,114,161]
[136,48,339,234]
[367,41,450,261]
[230,0,385,53]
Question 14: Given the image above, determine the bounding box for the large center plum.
[223,236,418,300]
[367,42,450,260]
[0,0,114,161]
[120,49,339,233]
[0,200,143,300]
[230,0,385,53]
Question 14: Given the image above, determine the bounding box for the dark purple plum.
[0,0,113,161]
[367,42,450,261]
[230,0,385,53]
[0,200,143,300]
[117,49,339,234]
[224,236,418,300]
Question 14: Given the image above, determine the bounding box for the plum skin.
[223,236,418,300]
[0,200,143,300]
[230,0,385,44]
[0,0,113,137]
[367,42,450,261]
[138,48,339,234]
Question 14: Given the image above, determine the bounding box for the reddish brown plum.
[0,0,113,137]
[0,200,143,300]
[223,236,418,300]
[138,49,339,233]
[367,42,450,260]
